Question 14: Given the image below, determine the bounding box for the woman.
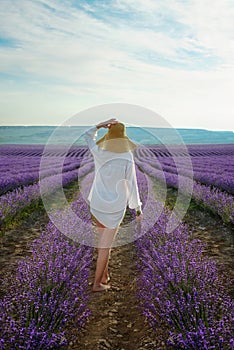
[84,118,143,292]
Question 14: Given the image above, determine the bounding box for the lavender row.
[0,145,89,195]
[0,144,88,158]
[134,169,233,349]
[0,150,89,173]
[157,156,234,195]
[186,143,234,155]
[147,143,234,157]
[136,147,234,194]
[0,160,94,227]
[0,156,84,196]
[158,159,233,195]
[0,192,93,349]
[156,155,234,174]
[135,159,234,224]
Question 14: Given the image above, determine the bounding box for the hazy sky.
[0,0,234,130]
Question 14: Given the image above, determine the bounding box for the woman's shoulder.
[97,147,133,157]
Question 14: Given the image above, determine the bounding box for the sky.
[0,0,234,130]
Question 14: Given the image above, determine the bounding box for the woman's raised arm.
[84,119,118,152]
[84,125,99,152]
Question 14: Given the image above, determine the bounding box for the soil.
[0,184,233,349]
[166,188,234,287]
[67,244,166,350]
[183,203,234,284]
[0,207,49,295]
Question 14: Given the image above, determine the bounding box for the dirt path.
[68,243,166,350]
[0,207,49,294]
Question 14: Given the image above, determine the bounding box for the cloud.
[0,0,234,129]
[174,0,234,64]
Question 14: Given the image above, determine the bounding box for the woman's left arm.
[84,126,98,152]
[84,118,118,152]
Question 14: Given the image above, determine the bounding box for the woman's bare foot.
[92,283,111,292]
[100,276,110,284]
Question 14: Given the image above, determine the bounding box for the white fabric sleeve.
[126,159,142,210]
[84,126,98,152]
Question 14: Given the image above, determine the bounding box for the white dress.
[84,126,142,228]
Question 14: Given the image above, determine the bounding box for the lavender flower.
[134,168,233,349]
[0,190,93,349]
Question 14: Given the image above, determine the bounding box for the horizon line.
[0,124,233,132]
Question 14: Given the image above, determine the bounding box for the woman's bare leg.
[100,252,111,284]
[92,226,118,292]
[97,246,111,284]
[93,247,111,291]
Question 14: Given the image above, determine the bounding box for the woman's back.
[85,124,142,214]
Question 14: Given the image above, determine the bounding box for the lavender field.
[0,143,233,349]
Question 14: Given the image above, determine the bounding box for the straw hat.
[96,122,137,153]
